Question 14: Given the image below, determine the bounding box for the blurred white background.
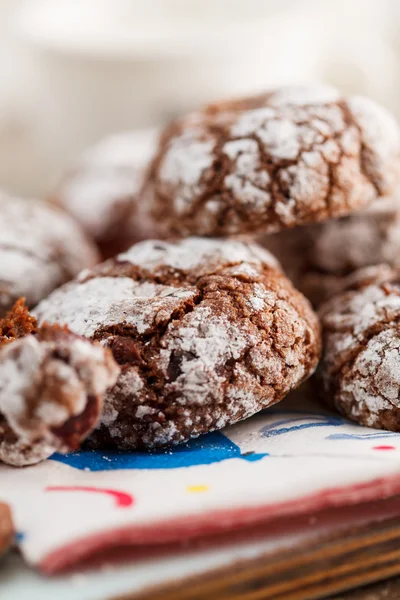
[1,0,400,197]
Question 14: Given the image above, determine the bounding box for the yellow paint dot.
[187,485,209,493]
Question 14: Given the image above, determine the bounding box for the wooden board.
[335,576,400,599]
[115,516,400,600]
[4,498,400,600]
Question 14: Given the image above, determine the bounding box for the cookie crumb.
[0,298,38,346]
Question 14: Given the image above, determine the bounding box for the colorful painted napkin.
[2,390,400,573]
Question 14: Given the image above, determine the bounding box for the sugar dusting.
[34,276,198,337]
[0,193,98,311]
[348,97,400,174]
[223,139,271,210]
[36,236,319,450]
[148,84,400,235]
[159,306,257,406]
[320,276,400,426]
[228,103,348,225]
[0,330,119,466]
[118,237,279,273]
[341,328,400,426]
[0,337,44,430]
[159,130,215,214]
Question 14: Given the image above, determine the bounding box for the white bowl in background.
[0,0,397,197]
[8,0,320,195]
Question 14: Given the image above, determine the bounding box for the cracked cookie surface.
[34,238,321,450]
[141,84,400,237]
[0,193,99,314]
[318,265,400,430]
[262,196,400,306]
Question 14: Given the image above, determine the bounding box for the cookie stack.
[2,83,400,466]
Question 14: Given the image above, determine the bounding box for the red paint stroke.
[373,445,396,451]
[45,486,134,508]
[41,473,400,574]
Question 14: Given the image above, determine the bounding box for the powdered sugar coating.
[318,269,400,431]
[0,328,119,467]
[222,138,271,210]
[118,237,279,274]
[142,85,400,236]
[262,196,400,306]
[34,237,320,450]
[158,133,215,215]
[34,276,198,338]
[0,194,99,314]
[53,129,159,255]
[347,96,400,193]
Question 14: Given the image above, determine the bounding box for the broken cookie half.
[0,300,120,466]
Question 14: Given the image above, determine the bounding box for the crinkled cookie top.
[0,193,99,314]
[141,84,400,236]
[34,238,321,450]
[262,196,400,306]
[319,266,400,430]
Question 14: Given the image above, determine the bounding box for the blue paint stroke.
[260,413,345,438]
[327,431,400,441]
[259,410,400,442]
[50,431,268,471]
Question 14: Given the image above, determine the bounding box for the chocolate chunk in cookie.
[262,196,400,306]
[34,238,321,450]
[0,301,120,466]
[0,193,99,315]
[318,265,400,430]
[51,130,159,258]
[141,84,400,237]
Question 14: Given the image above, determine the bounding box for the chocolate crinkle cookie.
[140,84,400,238]
[0,193,99,315]
[51,130,159,258]
[0,300,120,466]
[34,237,321,450]
[0,502,13,557]
[262,196,400,306]
[318,265,400,431]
